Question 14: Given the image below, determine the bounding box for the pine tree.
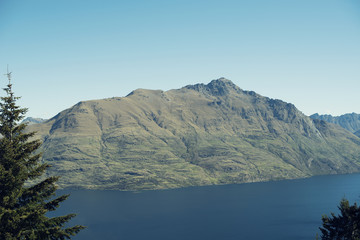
[320,198,360,240]
[0,73,85,239]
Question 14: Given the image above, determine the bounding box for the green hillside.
[28,78,360,190]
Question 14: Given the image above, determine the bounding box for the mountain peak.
[27,79,360,191]
[210,77,233,83]
[184,78,241,96]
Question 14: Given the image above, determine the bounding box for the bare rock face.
[28,78,360,190]
[310,113,360,134]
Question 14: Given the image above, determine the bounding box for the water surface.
[53,173,360,240]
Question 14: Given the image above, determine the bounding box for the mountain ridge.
[27,78,360,190]
[22,117,47,125]
[310,113,360,134]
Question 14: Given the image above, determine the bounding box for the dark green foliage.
[0,80,85,239]
[320,198,360,240]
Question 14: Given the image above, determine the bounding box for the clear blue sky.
[0,0,359,119]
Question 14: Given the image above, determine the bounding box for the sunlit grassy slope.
[28,78,360,190]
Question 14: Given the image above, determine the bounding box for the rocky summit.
[310,113,360,135]
[28,78,360,190]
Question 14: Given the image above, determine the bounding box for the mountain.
[27,78,360,190]
[310,113,360,134]
[22,117,47,125]
[355,130,360,138]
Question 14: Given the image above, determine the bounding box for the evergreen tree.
[319,198,360,240]
[0,73,85,239]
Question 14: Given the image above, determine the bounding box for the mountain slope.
[28,78,360,190]
[22,117,47,125]
[355,130,360,138]
[310,113,360,134]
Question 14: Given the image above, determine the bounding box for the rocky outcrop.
[310,113,360,134]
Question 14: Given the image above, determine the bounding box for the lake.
[53,173,360,240]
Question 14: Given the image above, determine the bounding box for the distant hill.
[310,113,360,134]
[22,117,47,125]
[27,78,360,190]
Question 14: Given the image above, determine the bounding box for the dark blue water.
[53,173,360,240]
